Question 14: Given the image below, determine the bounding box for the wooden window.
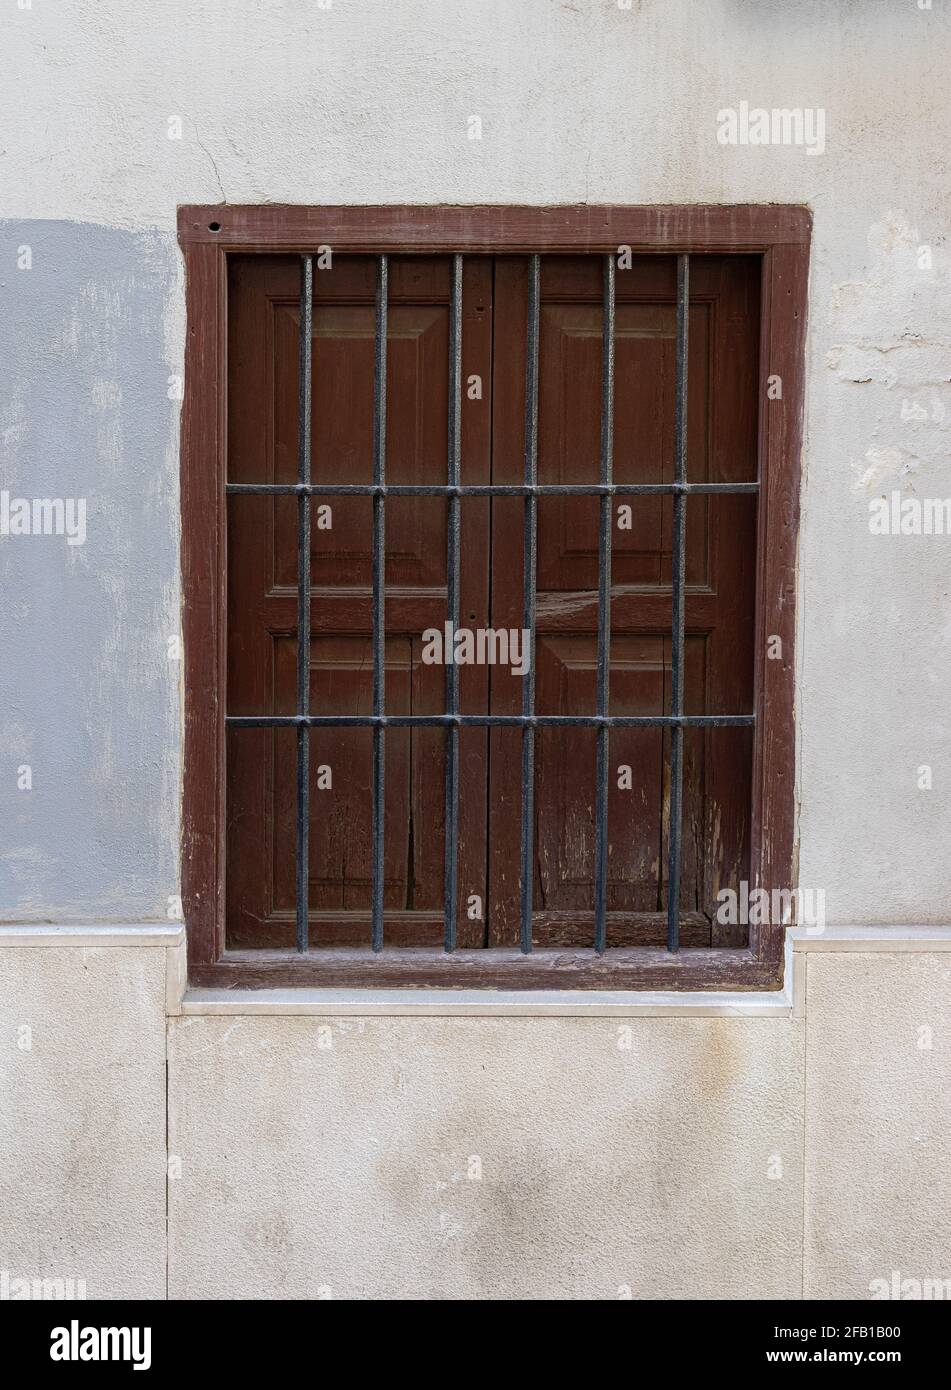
[180,206,809,990]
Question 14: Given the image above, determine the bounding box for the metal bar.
[594,254,615,954]
[228,713,756,729]
[444,253,463,952]
[520,255,540,955]
[227,481,758,497]
[371,256,388,952]
[667,254,689,954]
[295,255,313,954]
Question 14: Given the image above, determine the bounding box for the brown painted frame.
[179,204,810,991]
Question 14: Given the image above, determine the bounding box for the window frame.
[179,203,810,991]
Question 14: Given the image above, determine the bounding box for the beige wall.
[3,928,950,1300]
[0,937,168,1300]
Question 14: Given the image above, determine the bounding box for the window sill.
[190,945,782,993]
[0,922,184,948]
[176,928,951,1017]
[179,984,794,1018]
[179,940,798,1018]
[788,925,951,951]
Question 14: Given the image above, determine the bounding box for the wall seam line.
[165,1003,170,1301]
[800,953,808,1300]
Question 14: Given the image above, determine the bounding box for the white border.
[0,923,184,948]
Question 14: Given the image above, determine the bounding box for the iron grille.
[226,252,758,957]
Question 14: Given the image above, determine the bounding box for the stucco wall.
[167,1008,807,1300]
[1,0,949,1299]
[4,933,950,1300]
[0,939,167,1299]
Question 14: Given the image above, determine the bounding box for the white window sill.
[176,926,951,1017]
[788,924,951,951]
[0,922,184,948]
[177,985,795,1018]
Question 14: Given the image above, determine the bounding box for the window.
[180,206,808,990]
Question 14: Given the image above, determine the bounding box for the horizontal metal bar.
[227,713,755,729]
[226,481,759,497]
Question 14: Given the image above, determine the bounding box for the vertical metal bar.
[295,255,313,954]
[520,255,540,955]
[371,256,388,952]
[594,255,615,954]
[667,254,689,954]
[444,255,463,951]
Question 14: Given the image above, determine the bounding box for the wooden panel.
[488,254,758,948]
[179,204,812,252]
[193,947,780,992]
[748,241,806,969]
[269,296,450,590]
[535,636,665,914]
[181,240,226,971]
[536,299,671,589]
[225,255,492,948]
[262,637,450,945]
[535,287,711,592]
